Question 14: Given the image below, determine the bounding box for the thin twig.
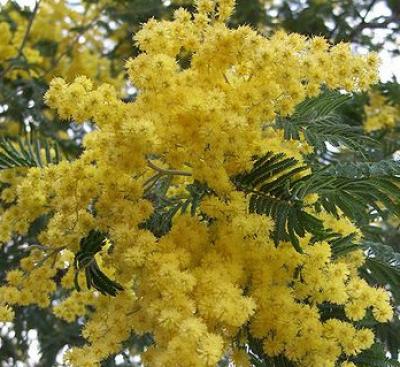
[39,4,106,80]
[34,246,66,269]
[147,159,192,177]
[347,0,388,41]
[25,243,49,250]
[143,173,162,193]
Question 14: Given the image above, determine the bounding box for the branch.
[38,4,105,79]
[147,159,192,177]
[33,246,66,269]
[0,0,42,79]
[348,15,399,41]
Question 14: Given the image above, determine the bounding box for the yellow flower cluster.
[1,257,56,308]
[0,22,17,64]
[0,1,392,366]
[315,211,362,240]
[45,2,377,194]
[0,0,119,84]
[364,91,399,132]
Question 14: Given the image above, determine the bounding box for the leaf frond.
[277,91,375,152]
[0,135,63,169]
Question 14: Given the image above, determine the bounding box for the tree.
[0,0,400,366]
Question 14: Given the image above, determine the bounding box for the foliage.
[0,135,62,169]
[74,231,124,296]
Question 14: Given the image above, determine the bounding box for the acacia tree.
[0,0,400,366]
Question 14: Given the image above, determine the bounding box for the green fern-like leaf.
[329,233,360,257]
[235,151,400,253]
[352,343,400,367]
[292,169,400,222]
[143,181,208,237]
[376,318,400,361]
[249,194,324,252]
[323,160,400,178]
[276,91,374,152]
[234,152,325,251]
[360,241,400,302]
[74,230,123,297]
[0,135,62,169]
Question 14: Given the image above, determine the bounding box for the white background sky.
[361,1,400,81]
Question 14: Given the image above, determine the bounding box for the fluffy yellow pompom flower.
[0,304,15,322]
[0,22,17,63]
[341,362,357,367]
[0,1,393,367]
[364,91,398,132]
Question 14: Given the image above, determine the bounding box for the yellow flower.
[0,304,14,322]
[364,91,398,132]
[345,302,366,321]
[0,1,391,366]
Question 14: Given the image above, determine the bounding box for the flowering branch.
[0,0,42,79]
